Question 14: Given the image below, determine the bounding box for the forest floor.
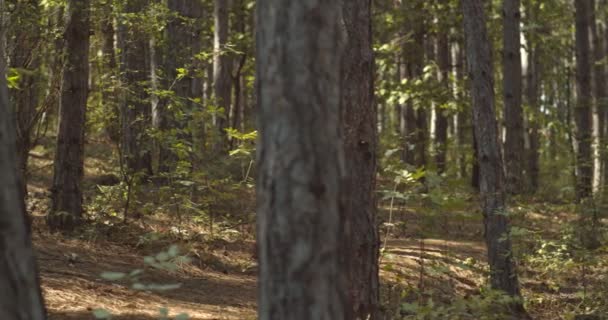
[26,141,608,320]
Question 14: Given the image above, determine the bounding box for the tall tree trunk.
[118,0,153,175]
[48,0,90,232]
[100,3,120,144]
[591,0,606,193]
[255,0,348,318]
[525,45,541,193]
[435,15,450,174]
[603,1,608,187]
[523,0,542,193]
[213,0,232,152]
[157,0,204,172]
[502,0,525,194]
[454,40,469,179]
[401,0,425,168]
[0,1,47,314]
[8,0,42,194]
[574,0,594,202]
[341,0,379,318]
[461,0,526,313]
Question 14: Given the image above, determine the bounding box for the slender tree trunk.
[100,3,120,144]
[401,1,425,168]
[341,0,379,318]
[502,0,525,194]
[454,41,469,179]
[435,17,450,174]
[157,0,204,172]
[8,0,43,194]
[256,0,348,318]
[591,0,606,193]
[0,1,47,315]
[461,0,526,314]
[603,2,608,187]
[525,46,541,193]
[574,0,594,202]
[48,0,90,232]
[118,0,153,175]
[213,0,232,151]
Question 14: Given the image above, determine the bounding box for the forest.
[0,0,607,319]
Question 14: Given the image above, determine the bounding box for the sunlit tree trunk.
[48,0,90,232]
[213,0,232,151]
[590,0,606,193]
[502,0,525,194]
[256,0,348,318]
[341,0,379,318]
[0,2,47,314]
[574,0,593,201]
[461,0,527,315]
[435,10,450,174]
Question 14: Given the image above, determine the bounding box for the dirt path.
[35,233,257,320]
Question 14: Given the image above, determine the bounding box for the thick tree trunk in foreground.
[574,0,593,201]
[461,0,526,313]
[341,0,379,318]
[502,0,525,194]
[49,0,90,231]
[256,1,348,319]
[0,2,47,315]
[213,0,232,151]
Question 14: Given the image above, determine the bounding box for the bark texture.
[0,1,47,315]
[341,0,379,318]
[590,0,605,192]
[435,16,450,174]
[48,0,90,231]
[461,0,525,311]
[157,0,204,172]
[255,0,348,319]
[7,0,43,192]
[213,0,232,151]
[525,18,541,193]
[118,0,153,175]
[502,0,525,194]
[574,0,593,201]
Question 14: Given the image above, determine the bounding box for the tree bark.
[461,0,526,313]
[118,0,153,175]
[502,0,525,194]
[157,0,204,172]
[525,44,541,193]
[590,0,605,193]
[574,0,594,201]
[0,1,47,314]
[48,0,90,232]
[213,0,232,152]
[8,0,43,194]
[255,0,348,319]
[435,15,450,174]
[341,0,379,318]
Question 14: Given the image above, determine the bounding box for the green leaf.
[100,272,126,281]
[156,251,170,262]
[168,245,180,257]
[92,308,112,319]
[175,313,190,320]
